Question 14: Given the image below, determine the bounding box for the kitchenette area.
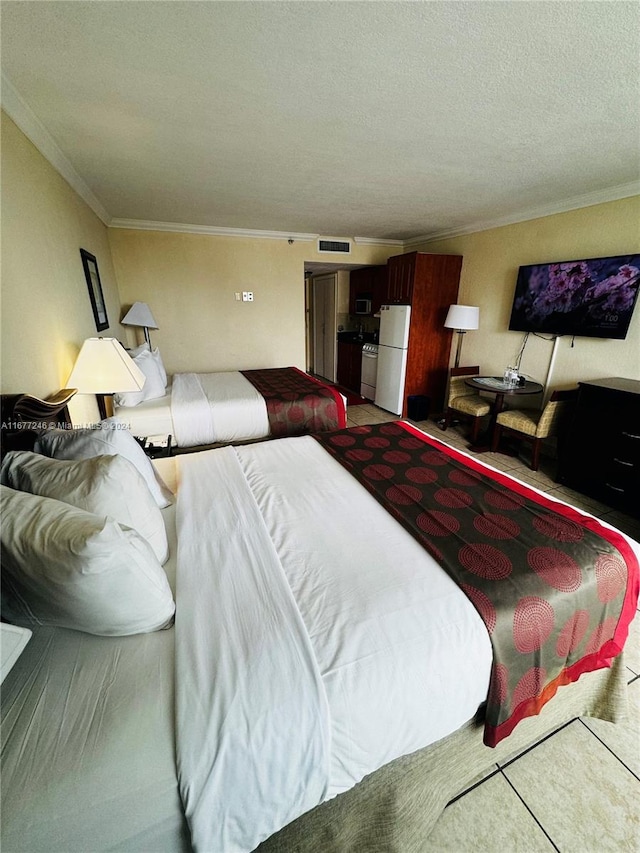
[335,265,383,401]
[310,252,463,417]
[336,328,379,400]
[337,304,413,414]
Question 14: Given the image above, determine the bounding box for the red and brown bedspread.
[314,421,639,747]
[241,367,346,437]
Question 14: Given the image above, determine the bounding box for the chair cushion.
[450,395,491,417]
[448,375,478,403]
[496,408,539,436]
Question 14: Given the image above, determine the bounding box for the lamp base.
[96,394,114,420]
[453,330,466,368]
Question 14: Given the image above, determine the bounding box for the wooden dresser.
[557,377,640,518]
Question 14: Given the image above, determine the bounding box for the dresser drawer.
[558,378,640,518]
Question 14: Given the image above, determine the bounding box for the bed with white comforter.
[1,425,637,853]
[175,437,493,851]
[116,371,347,447]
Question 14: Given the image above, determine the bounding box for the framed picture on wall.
[80,248,109,332]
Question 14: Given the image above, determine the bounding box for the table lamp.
[121,302,159,350]
[444,304,480,368]
[67,337,146,419]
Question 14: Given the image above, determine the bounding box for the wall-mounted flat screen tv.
[508,254,640,339]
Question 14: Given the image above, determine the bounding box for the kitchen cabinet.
[337,341,362,392]
[557,378,640,517]
[385,254,416,304]
[383,252,462,416]
[349,266,386,315]
[371,265,388,314]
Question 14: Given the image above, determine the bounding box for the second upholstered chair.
[440,366,491,444]
[490,388,577,470]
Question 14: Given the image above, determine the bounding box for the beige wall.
[1,114,123,422]
[414,197,640,392]
[108,229,394,374]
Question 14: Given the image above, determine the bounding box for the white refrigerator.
[374,304,411,415]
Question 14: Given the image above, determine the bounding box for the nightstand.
[136,434,173,459]
[1,623,32,683]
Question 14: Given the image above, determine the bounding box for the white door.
[311,274,337,382]
[375,345,408,415]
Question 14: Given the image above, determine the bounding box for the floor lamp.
[444,305,480,368]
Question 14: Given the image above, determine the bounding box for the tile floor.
[346,403,640,853]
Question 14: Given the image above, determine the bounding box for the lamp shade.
[121,302,159,329]
[67,338,146,393]
[444,304,480,331]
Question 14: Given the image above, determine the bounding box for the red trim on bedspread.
[289,367,347,429]
[315,421,639,747]
[240,367,346,436]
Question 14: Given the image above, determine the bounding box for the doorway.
[310,273,337,382]
[305,263,362,380]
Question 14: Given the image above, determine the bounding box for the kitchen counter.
[337,331,377,344]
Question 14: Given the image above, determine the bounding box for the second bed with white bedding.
[116,370,347,447]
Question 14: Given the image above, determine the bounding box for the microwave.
[355,298,372,314]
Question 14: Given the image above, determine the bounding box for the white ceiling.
[2,1,639,242]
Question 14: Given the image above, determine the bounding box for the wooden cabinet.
[385,254,416,304]
[349,268,372,315]
[336,341,362,392]
[383,252,462,416]
[349,266,386,315]
[371,265,387,315]
[557,378,640,518]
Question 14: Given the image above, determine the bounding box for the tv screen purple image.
[509,254,640,339]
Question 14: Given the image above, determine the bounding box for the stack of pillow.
[115,344,168,407]
[0,419,175,637]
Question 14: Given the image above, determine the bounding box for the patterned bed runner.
[314,421,639,747]
[241,367,346,436]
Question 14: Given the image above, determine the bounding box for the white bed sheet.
[0,501,189,853]
[115,380,175,438]
[174,436,494,852]
[171,371,269,446]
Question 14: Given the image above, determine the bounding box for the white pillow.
[0,486,175,636]
[0,451,169,564]
[130,344,168,384]
[116,346,167,407]
[144,345,168,387]
[33,418,173,508]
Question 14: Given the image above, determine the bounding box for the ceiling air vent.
[317,238,351,254]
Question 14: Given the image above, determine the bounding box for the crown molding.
[110,221,407,246]
[353,236,404,247]
[404,181,640,247]
[109,218,319,241]
[1,73,111,225]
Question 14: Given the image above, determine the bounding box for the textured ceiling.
[2,1,639,241]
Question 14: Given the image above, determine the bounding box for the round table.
[464,376,544,452]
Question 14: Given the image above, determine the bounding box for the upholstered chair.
[440,366,491,444]
[490,389,577,471]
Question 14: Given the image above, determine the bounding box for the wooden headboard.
[1,389,76,456]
